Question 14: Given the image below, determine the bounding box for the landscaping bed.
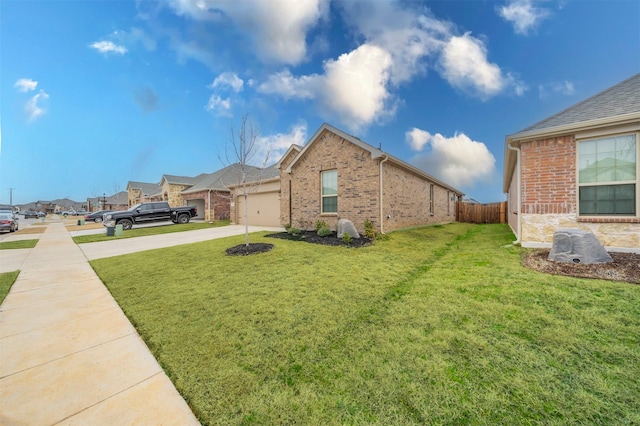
[266,230,373,247]
[525,250,640,284]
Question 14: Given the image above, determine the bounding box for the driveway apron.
[0,222,200,425]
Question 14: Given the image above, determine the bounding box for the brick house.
[127,181,162,206]
[160,174,202,207]
[278,123,463,233]
[182,164,267,223]
[504,73,639,252]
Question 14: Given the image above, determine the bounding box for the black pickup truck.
[103,202,197,230]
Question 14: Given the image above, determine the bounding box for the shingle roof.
[518,73,640,133]
[127,181,161,197]
[161,174,200,186]
[182,163,280,193]
[285,123,464,195]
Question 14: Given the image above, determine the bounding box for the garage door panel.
[237,192,280,227]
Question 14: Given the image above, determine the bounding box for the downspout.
[379,155,389,234]
[507,141,521,245]
[208,189,212,223]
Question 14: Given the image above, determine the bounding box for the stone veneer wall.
[513,134,639,251]
[521,213,639,251]
[162,183,190,207]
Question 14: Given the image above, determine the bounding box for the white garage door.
[236,192,280,227]
[187,199,205,219]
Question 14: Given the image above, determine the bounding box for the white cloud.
[254,122,308,166]
[321,44,394,127]
[406,128,496,188]
[258,69,318,100]
[169,0,328,65]
[90,40,128,55]
[25,90,50,122]
[497,0,550,35]
[14,78,38,92]
[338,2,449,86]
[438,33,525,99]
[259,44,394,131]
[539,80,575,98]
[210,72,244,93]
[205,95,232,117]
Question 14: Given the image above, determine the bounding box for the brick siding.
[521,136,576,215]
[182,190,230,222]
[282,129,457,233]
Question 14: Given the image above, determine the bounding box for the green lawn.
[0,239,38,250]
[0,271,20,304]
[72,220,231,244]
[91,223,640,425]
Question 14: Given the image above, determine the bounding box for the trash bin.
[115,224,123,237]
[77,219,85,226]
[106,226,115,236]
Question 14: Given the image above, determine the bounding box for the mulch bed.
[226,243,274,256]
[265,230,373,247]
[523,250,640,284]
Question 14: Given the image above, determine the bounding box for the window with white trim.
[578,133,637,216]
[321,170,337,213]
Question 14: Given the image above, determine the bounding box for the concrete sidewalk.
[0,223,200,425]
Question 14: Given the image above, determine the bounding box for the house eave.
[284,123,384,174]
[503,112,640,192]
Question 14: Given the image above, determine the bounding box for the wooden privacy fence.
[456,201,507,224]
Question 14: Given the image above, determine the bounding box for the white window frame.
[576,131,639,218]
[321,169,338,214]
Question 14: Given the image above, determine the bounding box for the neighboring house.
[228,165,281,227]
[278,123,463,233]
[160,174,202,207]
[127,181,162,206]
[181,164,251,222]
[504,73,640,252]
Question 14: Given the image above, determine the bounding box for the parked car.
[84,210,112,223]
[104,202,197,230]
[0,213,18,232]
[24,211,38,219]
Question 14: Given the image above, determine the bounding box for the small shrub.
[317,226,332,237]
[342,232,352,245]
[363,219,376,240]
[284,223,292,232]
[287,227,301,236]
[315,220,327,231]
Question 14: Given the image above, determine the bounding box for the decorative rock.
[337,219,360,239]
[548,229,612,264]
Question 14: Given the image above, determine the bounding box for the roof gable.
[127,181,162,196]
[284,123,463,195]
[285,123,384,173]
[161,174,198,186]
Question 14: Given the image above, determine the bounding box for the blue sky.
[1,0,638,205]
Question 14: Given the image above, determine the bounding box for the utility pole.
[8,188,15,211]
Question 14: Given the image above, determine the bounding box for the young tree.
[221,115,270,248]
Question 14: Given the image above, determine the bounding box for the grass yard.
[0,239,38,250]
[91,223,640,425]
[72,220,231,244]
[0,271,19,304]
